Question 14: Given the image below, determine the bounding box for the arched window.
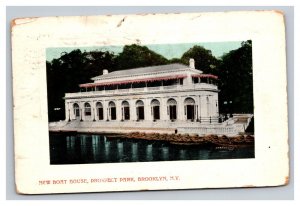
[73,103,80,118]
[151,99,160,120]
[96,102,103,120]
[108,101,116,120]
[184,97,195,120]
[122,101,130,120]
[136,100,144,120]
[167,98,177,120]
[84,102,91,116]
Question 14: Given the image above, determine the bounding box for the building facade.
[64,59,219,124]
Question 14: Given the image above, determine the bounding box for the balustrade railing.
[65,83,217,98]
[164,85,177,90]
[147,86,161,91]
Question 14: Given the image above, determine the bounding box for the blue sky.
[46,41,243,61]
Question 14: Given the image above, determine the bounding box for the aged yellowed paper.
[12,11,288,194]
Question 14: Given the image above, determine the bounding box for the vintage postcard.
[12,11,289,194]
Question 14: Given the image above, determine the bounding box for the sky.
[46,41,243,61]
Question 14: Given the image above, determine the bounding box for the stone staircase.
[49,114,254,136]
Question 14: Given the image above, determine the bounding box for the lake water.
[49,133,254,164]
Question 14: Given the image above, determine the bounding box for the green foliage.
[181,45,220,75]
[46,42,253,121]
[46,49,116,121]
[218,40,253,113]
[168,58,184,64]
[115,44,168,69]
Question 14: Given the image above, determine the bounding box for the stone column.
[65,101,70,121]
[210,95,215,117]
[206,96,210,117]
[215,94,219,116]
[144,98,151,121]
[160,97,168,120]
[92,101,96,121]
[121,106,124,121]
[194,102,197,121]
[94,102,98,121]
[177,96,184,121]
[80,102,84,121]
[89,101,93,121]
[116,100,122,121]
[201,95,208,118]
[130,99,137,121]
[97,101,102,121]
[69,102,74,120]
[103,100,108,121]
[107,107,110,121]
[198,96,202,121]
[195,105,198,121]
[211,94,218,117]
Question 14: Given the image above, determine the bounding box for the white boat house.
[64,59,219,123]
[51,58,252,136]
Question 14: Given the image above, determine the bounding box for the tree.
[218,40,253,114]
[83,50,118,74]
[180,45,220,74]
[115,44,168,69]
[46,49,117,121]
[168,58,185,64]
[46,42,253,122]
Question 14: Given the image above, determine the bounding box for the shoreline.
[112,132,254,148]
[50,130,254,149]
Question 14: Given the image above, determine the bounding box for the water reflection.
[49,133,254,165]
[117,141,124,161]
[104,138,110,160]
[179,149,187,160]
[146,144,153,161]
[162,147,169,161]
[131,142,138,162]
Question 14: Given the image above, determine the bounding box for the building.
[64,59,220,124]
[49,58,253,136]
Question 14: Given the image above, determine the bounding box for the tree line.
[46,40,253,121]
